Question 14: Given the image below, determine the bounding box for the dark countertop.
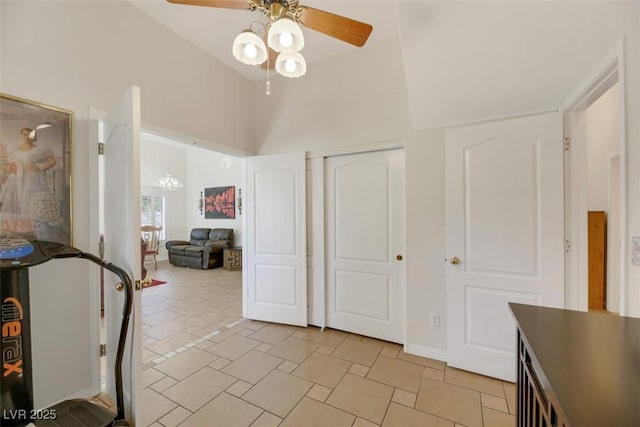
[509,303,640,427]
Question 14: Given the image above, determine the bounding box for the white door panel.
[464,138,539,276]
[335,270,390,320]
[326,149,405,343]
[101,86,142,424]
[446,113,564,381]
[245,153,307,326]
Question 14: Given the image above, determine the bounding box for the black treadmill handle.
[72,252,133,424]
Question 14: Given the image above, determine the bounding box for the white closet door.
[326,149,406,343]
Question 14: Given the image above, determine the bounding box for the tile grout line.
[148,317,248,366]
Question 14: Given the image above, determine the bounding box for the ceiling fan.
[167,0,373,78]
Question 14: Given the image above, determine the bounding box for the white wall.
[0,0,254,408]
[186,148,243,246]
[397,2,638,131]
[586,84,620,210]
[406,128,447,353]
[253,39,411,154]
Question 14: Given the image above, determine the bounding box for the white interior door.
[101,86,142,424]
[244,153,307,326]
[446,113,564,381]
[326,149,406,344]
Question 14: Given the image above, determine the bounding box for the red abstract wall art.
[204,186,235,219]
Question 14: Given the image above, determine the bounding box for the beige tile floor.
[133,261,515,427]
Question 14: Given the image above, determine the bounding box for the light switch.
[632,236,640,267]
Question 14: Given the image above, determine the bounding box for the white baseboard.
[403,343,448,363]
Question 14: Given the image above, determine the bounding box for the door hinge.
[98,142,105,155]
[563,137,570,151]
[100,344,106,357]
[564,240,571,253]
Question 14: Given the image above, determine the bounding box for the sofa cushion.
[168,244,191,254]
[184,246,211,258]
[209,228,233,241]
[189,228,211,245]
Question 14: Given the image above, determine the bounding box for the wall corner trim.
[561,38,624,112]
[306,138,406,159]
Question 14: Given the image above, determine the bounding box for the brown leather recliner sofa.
[165,228,234,269]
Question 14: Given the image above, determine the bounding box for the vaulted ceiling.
[130,1,638,130]
[128,0,401,82]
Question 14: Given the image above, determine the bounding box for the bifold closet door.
[245,152,307,327]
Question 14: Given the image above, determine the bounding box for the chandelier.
[232,1,306,79]
[153,173,183,192]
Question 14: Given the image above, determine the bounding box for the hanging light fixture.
[275,51,306,78]
[231,3,307,81]
[220,156,233,168]
[267,17,304,53]
[232,28,268,65]
[153,173,183,192]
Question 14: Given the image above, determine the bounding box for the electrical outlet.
[430,313,440,327]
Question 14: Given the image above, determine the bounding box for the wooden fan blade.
[167,0,250,10]
[297,6,373,47]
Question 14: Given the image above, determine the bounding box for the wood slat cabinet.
[223,247,242,271]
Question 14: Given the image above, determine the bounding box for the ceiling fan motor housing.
[251,0,301,22]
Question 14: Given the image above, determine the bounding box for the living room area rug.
[143,279,166,289]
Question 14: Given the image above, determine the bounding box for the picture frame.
[0,93,73,245]
[204,186,235,219]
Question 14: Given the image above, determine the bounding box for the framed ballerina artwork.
[0,93,73,245]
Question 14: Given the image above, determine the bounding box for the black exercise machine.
[1,238,133,426]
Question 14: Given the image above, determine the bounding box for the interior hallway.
[133,261,516,426]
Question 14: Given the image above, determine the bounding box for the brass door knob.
[449,256,460,265]
[396,255,403,261]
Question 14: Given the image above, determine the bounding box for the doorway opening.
[137,129,246,379]
[563,41,626,315]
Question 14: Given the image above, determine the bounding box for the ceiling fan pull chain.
[266,42,271,95]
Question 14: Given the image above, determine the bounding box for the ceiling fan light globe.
[268,18,304,53]
[279,32,293,49]
[285,59,296,73]
[275,51,306,78]
[243,43,258,59]
[232,30,267,65]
